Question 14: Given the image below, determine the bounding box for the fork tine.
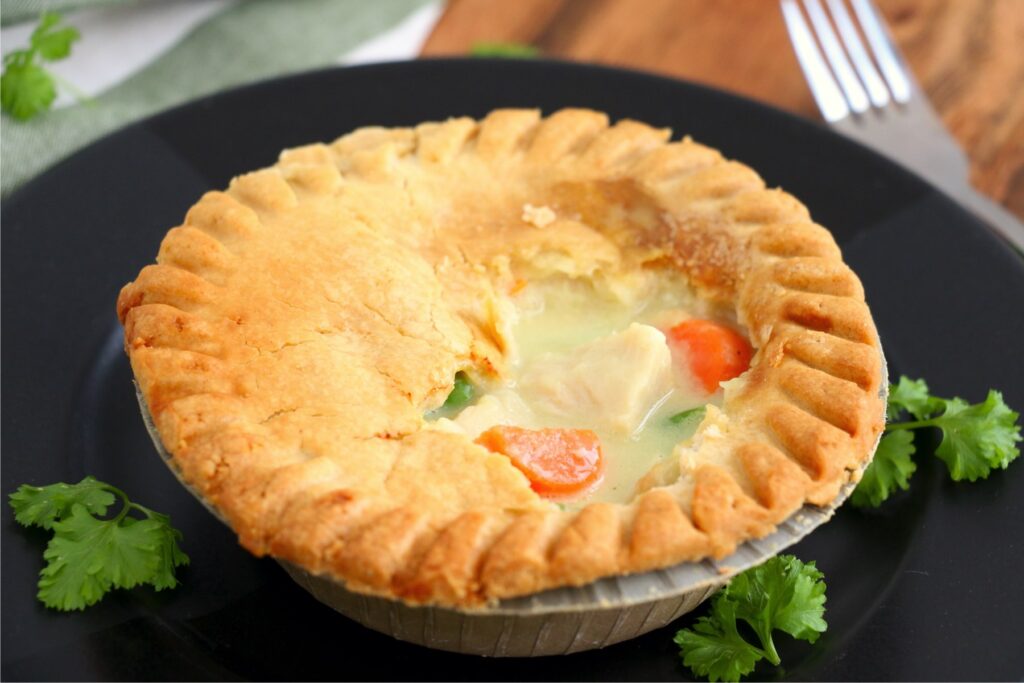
[850,0,912,102]
[780,0,850,122]
[802,0,870,113]
[826,0,891,107]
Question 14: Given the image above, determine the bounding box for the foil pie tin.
[136,350,885,657]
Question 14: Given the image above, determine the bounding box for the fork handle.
[944,186,1024,255]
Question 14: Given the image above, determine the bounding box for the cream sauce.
[441,274,729,505]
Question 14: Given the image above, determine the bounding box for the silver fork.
[780,0,1024,251]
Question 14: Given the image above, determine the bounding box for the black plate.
[3,59,1023,681]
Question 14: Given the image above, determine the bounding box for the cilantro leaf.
[887,376,940,421]
[31,11,62,34]
[38,506,164,610]
[1,62,56,120]
[674,600,762,683]
[9,476,115,529]
[469,41,541,58]
[675,555,827,681]
[30,11,80,61]
[930,391,1021,482]
[729,554,827,651]
[9,477,189,610]
[146,511,190,590]
[850,430,917,508]
[0,11,81,121]
[768,557,827,642]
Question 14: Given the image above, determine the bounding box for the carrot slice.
[667,319,753,393]
[475,426,604,498]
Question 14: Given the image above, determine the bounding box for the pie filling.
[430,273,753,506]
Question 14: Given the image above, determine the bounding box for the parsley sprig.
[851,376,1021,508]
[9,476,189,610]
[1,12,81,120]
[674,555,827,682]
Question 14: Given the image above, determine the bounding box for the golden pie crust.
[117,109,885,607]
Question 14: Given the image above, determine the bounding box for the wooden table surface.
[422,0,1024,219]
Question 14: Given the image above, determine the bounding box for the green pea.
[668,406,706,426]
[442,372,475,410]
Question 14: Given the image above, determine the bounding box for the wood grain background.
[422,0,1024,218]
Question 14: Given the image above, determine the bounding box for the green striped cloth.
[1,0,138,26]
[1,0,433,194]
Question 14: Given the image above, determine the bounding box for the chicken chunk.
[518,323,674,435]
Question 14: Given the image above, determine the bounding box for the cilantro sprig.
[852,376,1021,508]
[1,12,81,120]
[674,555,827,682]
[850,429,916,507]
[9,476,189,610]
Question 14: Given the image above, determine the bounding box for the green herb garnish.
[850,429,916,508]
[469,41,541,58]
[9,476,189,610]
[1,12,81,120]
[674,554,827,682]
[852,376,1021,508]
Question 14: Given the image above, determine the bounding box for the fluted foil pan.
[136,349,885,657]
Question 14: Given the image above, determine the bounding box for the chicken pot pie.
[117,108,885,608]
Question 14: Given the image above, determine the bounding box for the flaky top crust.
[117,109,885,607]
